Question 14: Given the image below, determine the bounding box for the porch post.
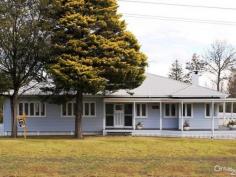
[211,101,215,138]
[160,101,162,130]
[223,102,226,122]
[181,101,184,131]
[231,102,233,119]
[103,100,106,136]
[133,102,136,130]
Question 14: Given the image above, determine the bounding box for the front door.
[114,104,124,127]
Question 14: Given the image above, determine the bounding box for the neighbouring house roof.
[10,73,227,98]
[108,73,227,98]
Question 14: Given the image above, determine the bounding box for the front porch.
[103,129,236,139]
[103,98,236,138]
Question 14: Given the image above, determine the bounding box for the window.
[136,103,147,118]
[61,102,96,117]
[226,102,231,113]
[106,104,114,126]
[205,103,211,118]
[183,104,192,118]
[219,103,223,113]
[18,102,46,117]
[164,103,176,117]
[233,103,236,113]
[124,104,133,126]
[83,102,96,117]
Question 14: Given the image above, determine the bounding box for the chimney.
[192,70,199,86]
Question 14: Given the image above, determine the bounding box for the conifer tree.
[168,59,184,81]
[49,0,147,138]
[185,53,206,83]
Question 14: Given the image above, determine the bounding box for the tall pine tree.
[185,53,206,83]
[48,0,147,138]
[168,59,184,81]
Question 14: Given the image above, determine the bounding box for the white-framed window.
[183,103,193,118]
[205,103,211,118]
[136,103,147,118]
[218,103,223,113]
[164,103,177,118]
[18,102,46,117]
[61,101,96,117]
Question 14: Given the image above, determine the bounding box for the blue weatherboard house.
[2,72,236,137]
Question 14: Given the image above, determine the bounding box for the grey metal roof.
[109,73,227,98]
[13,73,227,98]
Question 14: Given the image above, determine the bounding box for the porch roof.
[104,97,236,103]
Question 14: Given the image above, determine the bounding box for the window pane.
[62,103,66,116]
[115,105,123,111]
[106,115,113,126]
[125,104,132,115]
[106,104,113,115]
[206,104,210,117]
[233,103,236,113]
[73,103,76,116]
[90,103,95,116]
[226,103,231,113]
[124,115,132,126]
[84,103,89,116]
[41,103,45,116]
[136,104,140,116]
[24,103,28,116]
[219,104,223,113]
[183,104,185,117]
[142,104,146,116]
[35,103,40,116]
[19,103,23,115]
[68,103,72,116]
[165,104,170,116]
[30,103,34,116]
[171,104,175,116]
[187,104,191,117]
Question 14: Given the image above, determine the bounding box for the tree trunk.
[75,91,83,139]
[10,92,18,138]
[217,72,221,91]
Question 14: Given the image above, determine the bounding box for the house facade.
[2,73,236,136]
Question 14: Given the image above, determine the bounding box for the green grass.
[0,136,236,177]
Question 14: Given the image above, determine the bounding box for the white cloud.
[118,0,236,89]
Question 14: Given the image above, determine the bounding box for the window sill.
[136,116,147,119]
[183,117,193,119]
[61,116,96,118]
[164,116,177,118]
[18,115,46,118]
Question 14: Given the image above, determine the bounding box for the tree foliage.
[228,69,236,97]
[48,0,147,138]
[0,0,50,137]
[204,40,236,91]
[185,53,206,83]
[168,59,185,81]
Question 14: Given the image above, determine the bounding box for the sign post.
[17,113,28,139]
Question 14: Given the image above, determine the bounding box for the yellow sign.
[17,113,28,139]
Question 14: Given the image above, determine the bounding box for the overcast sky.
[118,0,236,88]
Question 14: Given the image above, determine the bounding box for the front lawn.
[0,136,235,177]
